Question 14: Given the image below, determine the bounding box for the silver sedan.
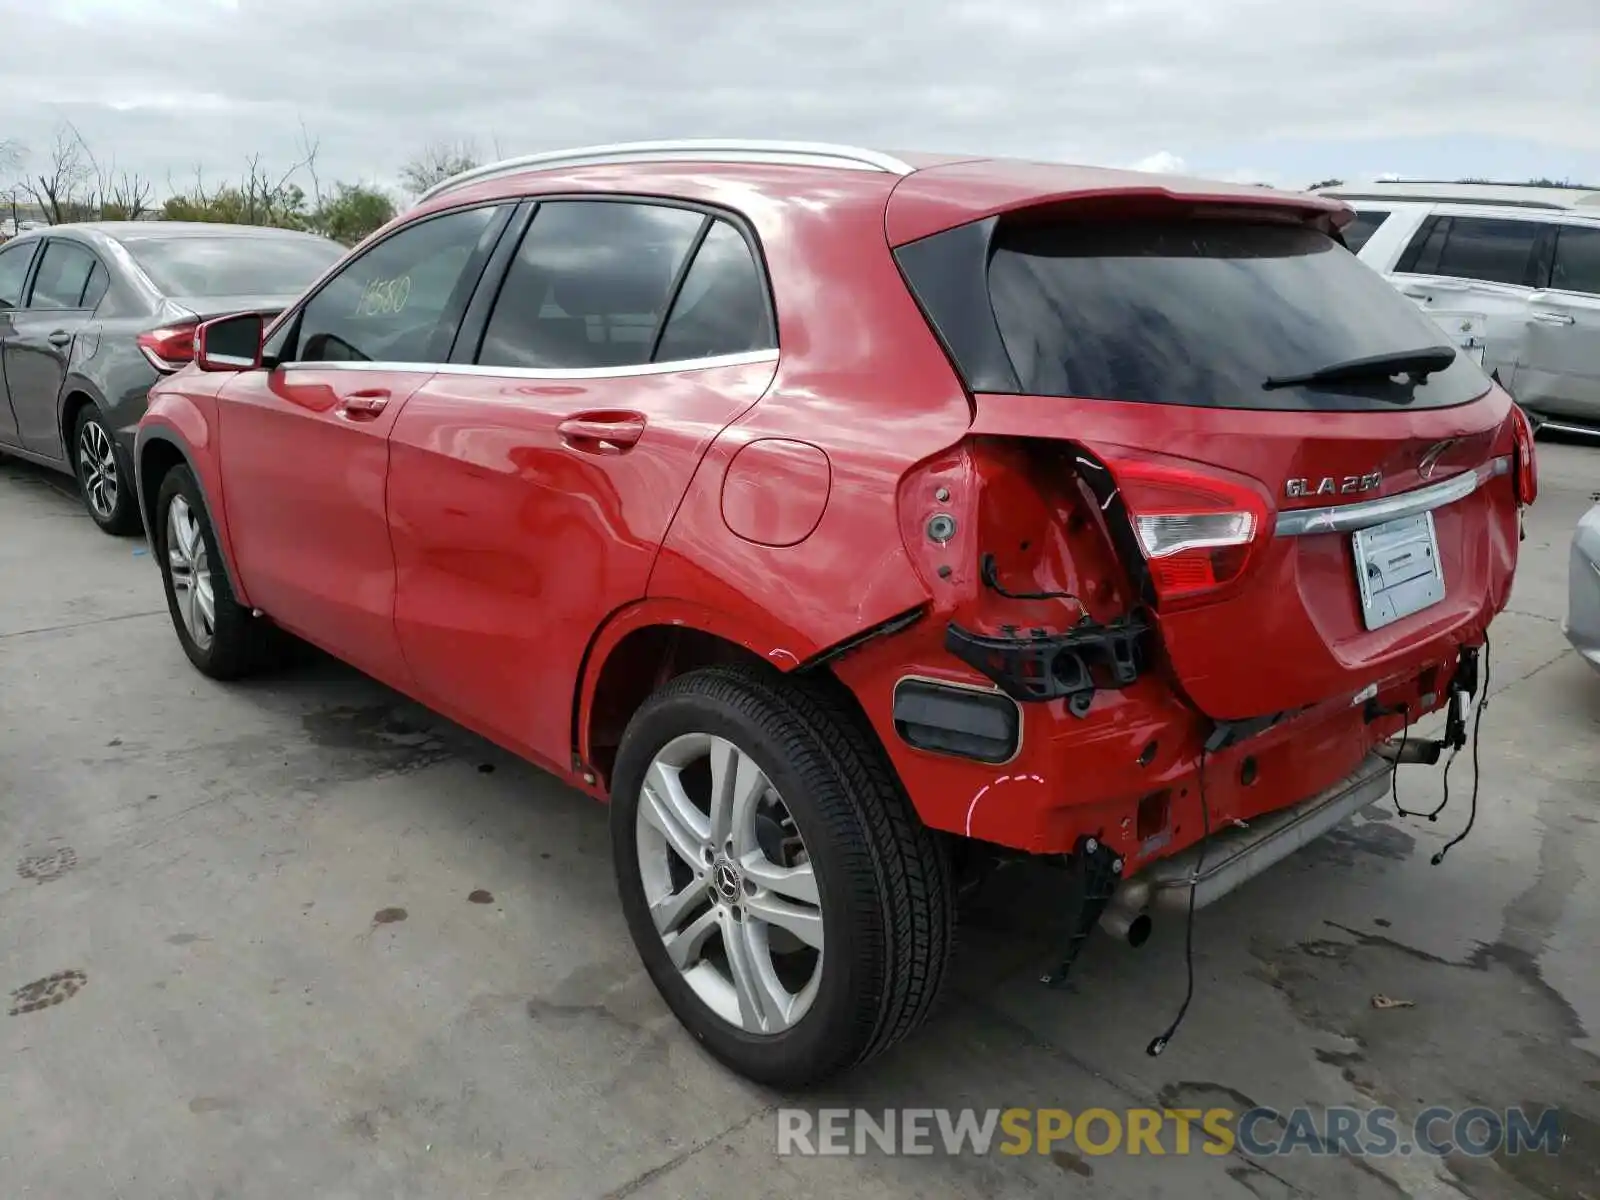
[1568,499,1600,671]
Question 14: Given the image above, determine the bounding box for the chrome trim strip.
[418,140,916,203]
[277,348,779,381]
[1274,456,1511,537]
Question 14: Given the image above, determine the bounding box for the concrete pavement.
[1,442,1596,1199]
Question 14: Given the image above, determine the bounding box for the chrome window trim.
[1274,456,1511,537]
[277,347,779,380]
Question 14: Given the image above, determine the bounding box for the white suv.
[1315,181,1600,435]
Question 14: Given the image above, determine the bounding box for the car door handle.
[1531,311,1575,326]
[557,412,646,453]
[337,389,390,419]
[47,330,71,348]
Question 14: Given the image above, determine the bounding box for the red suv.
[136,140,1535,1087]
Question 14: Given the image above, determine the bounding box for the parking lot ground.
[2,443,1598,1200]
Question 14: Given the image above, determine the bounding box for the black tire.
[152,464,276,680]
[73,405,141,535]
[611,664,953,1088]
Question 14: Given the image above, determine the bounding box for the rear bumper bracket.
[944,612,1150,714]
[1041,835,1124,989]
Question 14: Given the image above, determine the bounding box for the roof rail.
[416,139,918,204]
[1313,179,1600,212]
[1326,191,1572,211]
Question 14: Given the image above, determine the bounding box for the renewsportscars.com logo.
[775,1105,1567,1160]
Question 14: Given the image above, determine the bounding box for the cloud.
[0,0,1596,194]
[1129,152,1188,175]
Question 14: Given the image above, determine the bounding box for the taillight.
[136,323,197,373]
[1107,452,1269,607]
[1510,404,1538,506]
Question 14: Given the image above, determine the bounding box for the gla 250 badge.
[1285,472,1382,499]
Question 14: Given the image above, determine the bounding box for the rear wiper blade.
[1263,345,1458,391]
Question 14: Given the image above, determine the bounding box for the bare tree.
[163,134,323,229]
[0,139,22,234]
[104,170,154,220]
[64,131,155,222]
[399,139,481,196]
[22,124,93,224]
[297,118,323,209]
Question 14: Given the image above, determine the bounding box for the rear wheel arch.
[59,389,100,461]
[576,604,897,791]
[580,619,773,788]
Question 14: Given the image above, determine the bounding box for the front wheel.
[611,665,953,1088]
[73,405,140,535]
[153,464,276,679]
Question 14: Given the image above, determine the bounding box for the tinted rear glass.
[983,219,1489,411]
[1428,217,1542,286]
[1340,210,1389,253]
[124,234,344,298]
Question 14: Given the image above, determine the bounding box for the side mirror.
[195,312,265,372]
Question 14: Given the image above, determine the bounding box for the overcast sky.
[2,0,1597,200]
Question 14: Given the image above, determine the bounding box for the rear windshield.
[123,234,343,298]
[1340,209,1390,253]
[900,216,1490,413]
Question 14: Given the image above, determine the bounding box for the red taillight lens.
[136,324,197,373]
[1510,404,1538,506]
[1107,453,1269,607]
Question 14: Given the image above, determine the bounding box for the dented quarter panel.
[643,165,972,662]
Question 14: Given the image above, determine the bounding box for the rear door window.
[80,261,110,311]
[654,219,775,361]
[0,241,34,309]
[28,241,98,310]
[1397,216,1544,286]
[969,217,1488,412]
[1340,210,1390,253]
[1398,216,1451,274]
[476,200,704,370]
[1551,224,1600,296]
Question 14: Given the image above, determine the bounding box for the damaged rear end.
[836,169,1532,955]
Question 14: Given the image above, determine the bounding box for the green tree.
[1307,178,1344,190]
[311,183,396,245]
[162,174,309,229]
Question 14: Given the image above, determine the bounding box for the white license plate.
[1353,512,1445,631]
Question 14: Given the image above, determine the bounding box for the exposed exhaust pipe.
[1099,892,1153,947]
[1374,738,1443,765]
[1096,754,1392,947]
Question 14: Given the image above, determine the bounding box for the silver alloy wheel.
[636,732,824,1034]
[166,495,215,651]
[77,418,119,520]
